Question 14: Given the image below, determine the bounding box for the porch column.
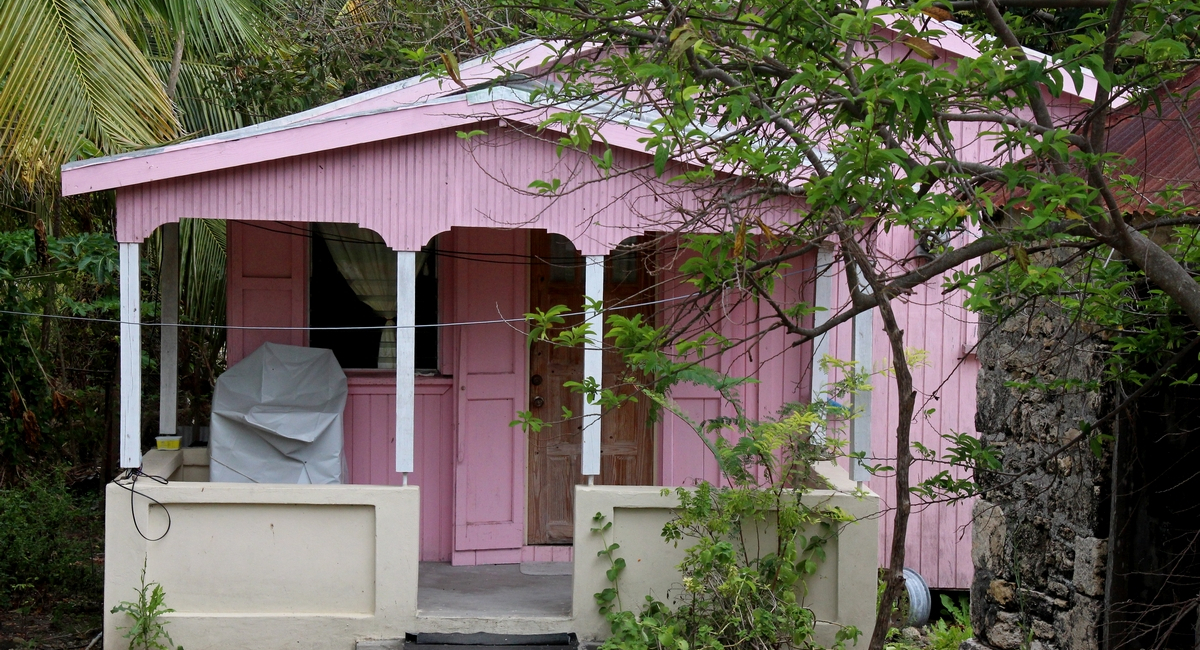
[159,222,179,439]
[119,242,142,468]
[395,251,417,482]
[582,255,605,482]
[809,246,834,442]
[849,299,873,483]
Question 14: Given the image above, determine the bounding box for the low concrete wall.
[572,462,879,645]
[141,448,209,482]
[104,469,420,650]
[108,455,874,648]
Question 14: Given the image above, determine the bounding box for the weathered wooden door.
[527,234,657,545]
[599,238,656,486]
[453,228,527,555]
[527,232,585,545]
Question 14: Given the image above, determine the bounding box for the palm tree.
[2,0,269,459]
[0,0,267,194]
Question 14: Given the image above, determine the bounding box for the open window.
[310,225,438,370]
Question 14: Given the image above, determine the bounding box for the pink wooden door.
[226,221,308,364]
[452,228,528,556]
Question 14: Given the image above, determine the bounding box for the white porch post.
[159,222,179,439]
[582,255,605,483]
[119,242,142,468]
[849,304,873,483]
[809,247,834,422]
[395,251,417,483]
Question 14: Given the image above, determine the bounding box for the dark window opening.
[309,230,439,371]
[414,243,438,372]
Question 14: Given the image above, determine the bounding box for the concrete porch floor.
[417,563,573,618]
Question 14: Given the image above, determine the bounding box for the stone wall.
[970,306,1114,650]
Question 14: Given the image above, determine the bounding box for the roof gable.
[61,24,1101,197]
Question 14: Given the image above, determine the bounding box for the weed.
[884,595,972,650]
[927,595,972,650]
[110,562,182,650]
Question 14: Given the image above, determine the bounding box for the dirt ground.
[0,611,101,650]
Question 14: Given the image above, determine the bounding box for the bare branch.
[947,0,1123,9]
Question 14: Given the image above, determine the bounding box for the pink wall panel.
[821,229,980,590]
[661,396,723,487]
[343,374,454,562]
[226,221,308,364]
[112,125,798,257]
[655,240,817,488]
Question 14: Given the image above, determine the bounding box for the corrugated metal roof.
[1105,68,1200,212]
[60,40,556,173]
[63,28,1099,197]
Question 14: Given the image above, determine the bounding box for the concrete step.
[358,633,577,650]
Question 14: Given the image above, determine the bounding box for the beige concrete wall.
[139,448,209,482]
[572,462,878,645]
[108,456,874,648]
[104,477,420,650]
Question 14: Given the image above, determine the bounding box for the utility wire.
[0,256,824,330]
[0,290,694,330]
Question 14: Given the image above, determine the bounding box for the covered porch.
[61,41,880,650]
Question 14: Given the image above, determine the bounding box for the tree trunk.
[840,234,919,649]
[166,29,185,102]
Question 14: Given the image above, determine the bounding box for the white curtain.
[315,223,398,368]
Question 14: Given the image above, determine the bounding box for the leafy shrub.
[0,227,119,473]
[587,364,871,650]
[594,481,859,650]
[0,470,104,611]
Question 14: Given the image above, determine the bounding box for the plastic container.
[156,435,182,450]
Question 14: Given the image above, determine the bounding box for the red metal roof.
[1105,68,1200,212]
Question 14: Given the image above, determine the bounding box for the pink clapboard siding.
[657,241,816,488]
[343,373,455,562]
[822,228,980,591]
[111,122,797,256]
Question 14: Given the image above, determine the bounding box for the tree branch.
[947,0,1123,9]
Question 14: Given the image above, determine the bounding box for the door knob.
[532,396,545,408]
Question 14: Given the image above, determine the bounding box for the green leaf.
[653,146,669,177]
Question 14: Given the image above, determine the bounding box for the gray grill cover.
[210,343,348,484]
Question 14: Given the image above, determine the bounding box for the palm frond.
[178,218,226,329]
[148,57,247,136]
[0,0,180,189]
[130,0,271,61]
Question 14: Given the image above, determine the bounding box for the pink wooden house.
[62,30,1105,644]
